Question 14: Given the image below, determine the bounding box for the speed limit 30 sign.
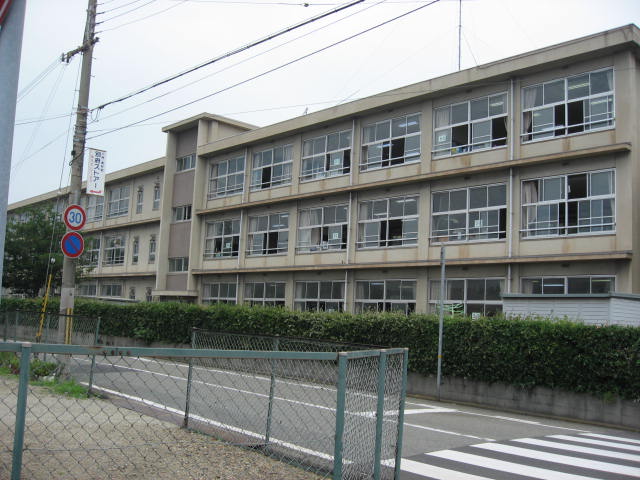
[63,204,87,231]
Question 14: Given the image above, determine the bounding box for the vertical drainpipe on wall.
[507,78,516,294]
[238,209,243,269]
[348,119,356,313]
[236,273,240,304]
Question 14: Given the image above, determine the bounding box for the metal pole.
[88,316,101,395]
[59,0,99,341]
[0,0,27,313]
[11,342,32,480]
[393,348,409,480]
[265,335,279,445]
[333,352,348,480]
[436,246,446,401]
[183,328,197,428]
[373,350,388,480]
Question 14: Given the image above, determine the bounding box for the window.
[172,205,192,222]
[521,169,615,237]
[203,282,237,304]
[251,145,293,190]
[103,235,125,266]
[301,130,351,181]
[129,287,136,300]
[356,280,416,314]
[177,154,196,171]
[148,235,156,264]
[86,195,104,221]
[132,237,139,264]
[77,283,97,297]
[168,257,189,272]
[85,237,101,266]
[522,276,614,294]
[297,204,348,253]
[434,93,507,157]
[209,155,245,198]
[429,278,504,316]
[294,281,344,312]
[107,185,130,218]
[101,284,122,297]
[358,195,418,248]
[361,114,420,171]
[152,183,161,210]
[245,282,286,306]
[522,68,614,142]
[432,184,507,242]
[136,187,143,214]
[247,213,289,256]
[145,287,153,302]
[204,219,240,258]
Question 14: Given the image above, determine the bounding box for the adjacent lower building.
[8,24,640,317]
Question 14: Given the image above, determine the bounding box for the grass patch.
[32,378,89,398]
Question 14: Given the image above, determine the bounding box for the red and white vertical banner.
[0,0,13,29]
[86,148,106,195]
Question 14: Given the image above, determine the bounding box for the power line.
[94,0,365,112]
[99,0,151,14]
[88,0,442,140]
[97,0,158,23]
[17,57,64,102]
[98,0,188,32]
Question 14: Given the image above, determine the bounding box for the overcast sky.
[8,0,640,204]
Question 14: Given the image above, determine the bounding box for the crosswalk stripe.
[472,442,640,477]
[427,450,602,480]
[512,437,640,462]
[401,458,493,480]
[581,433,640,445]
[549,434,640,452]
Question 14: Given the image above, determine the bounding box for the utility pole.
[58,0,98,341]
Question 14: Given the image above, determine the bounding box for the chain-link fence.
[1,341,408,480]
[1,310,100,345]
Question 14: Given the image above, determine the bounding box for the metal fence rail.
[0,341,408,480]
[1,310,99,345]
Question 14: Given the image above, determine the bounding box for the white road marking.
[401,458,492,479]
[580,433,640,445]
[513,437,640,462]
[404,422,494,441]
[550,434,640,452]
[473,442,640,477]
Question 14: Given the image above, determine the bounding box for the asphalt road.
[66,354,639,479]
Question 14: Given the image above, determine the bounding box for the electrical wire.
[93,0,379,122]
[98,0,188,32]
[97,0,158,24]
[94,0,365,111]
[88,0,441,140]
[99,0,151,14]
[17,57,63,103]
[15,112,75,126]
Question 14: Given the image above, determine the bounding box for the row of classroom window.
[79,276,615,314]
[85,168,616,266]
[201,67,614,194]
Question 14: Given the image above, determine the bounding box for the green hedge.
[2,297,639,400]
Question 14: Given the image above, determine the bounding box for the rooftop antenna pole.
[58,0,98,342]
[457,0,462,70]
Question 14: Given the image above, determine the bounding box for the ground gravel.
[0,376,325,479]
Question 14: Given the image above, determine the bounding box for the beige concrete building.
[8,25,640,315]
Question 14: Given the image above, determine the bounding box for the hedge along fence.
[2,297,639,401]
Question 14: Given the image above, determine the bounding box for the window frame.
[361,113,421,172]
[208,155,245,198]
[300,130,352,182]
[107,185,130,218]
[202,282,237,304]
[135,187,143,214]
[357,195,419,249]
[131,236,139,264]
[148,235,156,264]
[294,280,345,312]
[168,257,189,272]
[172,204,192,222]
[85,236,101,267]
[297,203,349,253]
[247,212,289,256]
[176,154,196,172]
[355,279,416,314]
[244,282,286,306]
[101,283,123,298]
[521,67,615,143]
[250,145,293,191]
[433,92,508,158]
[204,218,241,259]
[521,275,615,295]
[431,183,508,244]
[521,169,615,238]
[429,277,505,316]
[152,184,161,210]
[86,195,104,222]
[103,234,125,266]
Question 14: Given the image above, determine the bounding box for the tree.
[3,206,65,297]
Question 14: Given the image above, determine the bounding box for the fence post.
[183,328,197,428]
[393,348,409,480]
[11,342,32,480]
[88,317,101,395]
[373,350,388,480]
[3,311,7,341]
[265,335,280,445]
[14,311,19,341]
[333,352,348,480]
